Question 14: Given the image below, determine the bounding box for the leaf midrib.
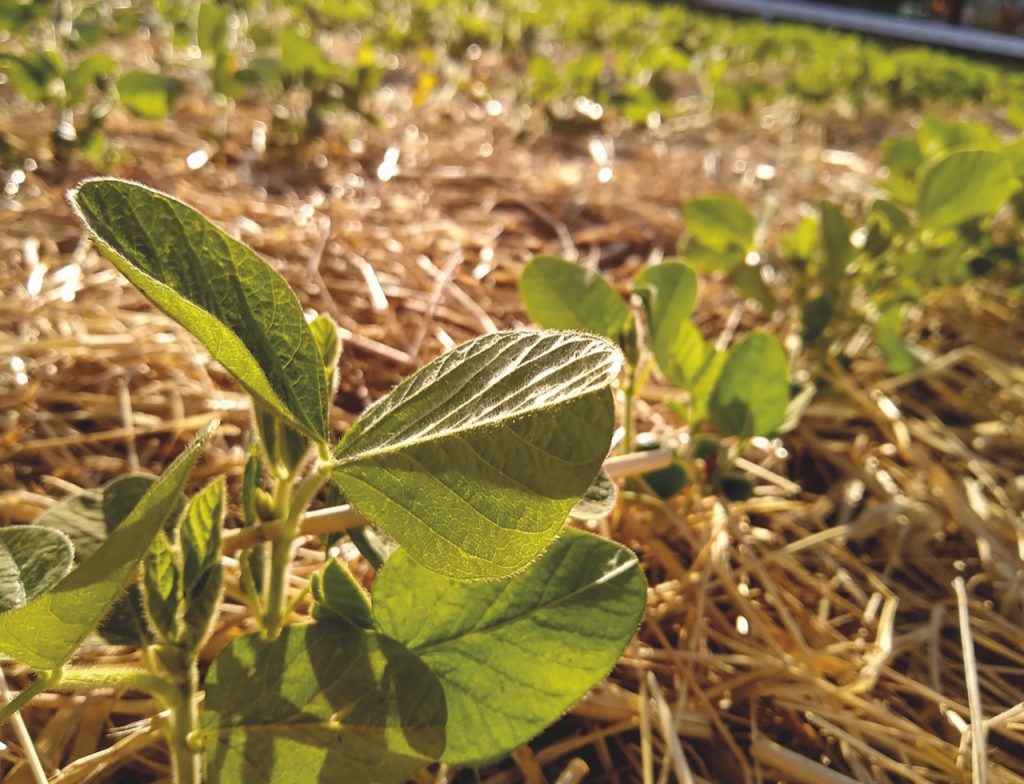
[395,554,638,657]
[332,388,608,469]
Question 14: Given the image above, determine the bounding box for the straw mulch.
[2,58,1023,784]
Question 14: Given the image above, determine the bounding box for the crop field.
[1,1,1023,783]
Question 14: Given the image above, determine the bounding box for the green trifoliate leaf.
[309,313,341,370]
[310,559,373,628]
[683,195,755,251]
[69,179,329,443]
[0,527,74,613]
[241,447,262,527]
[373,529,647,766]
[917,116,1000,158]
[203,623,446,784]
[34,473,186,645]
[681,237,744,273]
[882,136,924,179]
[181,477,225,592]
[729,264,775,312]
[917,150,1019,229]
[143,533,180,642]
[688,345,727,425]
[0,422,215,670]
[331,330,620,580]
[278,29,335,79]
[34,474,182,560]
[116,72,184,119]
[633,261,698,388]
[254,403,311,475]
[181,566,222,654]
[709,332,789,439]
[197,2,229,55]
[569,470,617,521]
[875,303,920,375]
[63,54,117,105]
[519,256,629,339]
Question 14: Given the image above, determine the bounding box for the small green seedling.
[782,117,1023,373]
[0,179,648,783]
[0,1,182,164]
[520,254,792,499]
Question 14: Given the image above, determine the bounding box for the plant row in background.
[3,0,1024,161]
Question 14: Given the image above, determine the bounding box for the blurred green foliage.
[3,0,1024,161]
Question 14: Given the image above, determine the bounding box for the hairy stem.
[262,468,329,639]
[168,668,201,784]
[58,665,177,704]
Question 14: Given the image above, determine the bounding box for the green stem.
[167,668,201,784]
[262,468,329,639]
[0,675,51,728]
[622,360,639,454]
[57,665,177,704]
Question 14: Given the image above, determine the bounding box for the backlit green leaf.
[0,527,73,613]
[142,533,179,642]
[709,332,789,439]
[309,313,341,370]
[917,117,1000,158]
[819,201,852,296]
[680,237,743,273]
[181,566,222,654]
[918,150,1019,229]
[279,29,335,79]
[310,559,373,628]
[875,303,920,375]
[0,422,215,670]
[331,331,620,580]
[373,529,646,766]
[181,477,224,592]
[34,474,183,646]
[69,179,329,442]
[688,346,727,425]
[197,2,229,56]
[633,261,699,388]
[520,256,628,339]
[34,474,181,562]
[683,195,755,251]
[117,72,184,119]
[64,54,117,105]
[203,623,446,784]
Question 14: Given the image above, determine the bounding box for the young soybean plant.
[520,254,792,501]
[0,179,647,783]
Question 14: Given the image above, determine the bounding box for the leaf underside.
[69,178,328,442]
[0,527,74,613]
[331,330,620,580]
[373,528,648,766]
